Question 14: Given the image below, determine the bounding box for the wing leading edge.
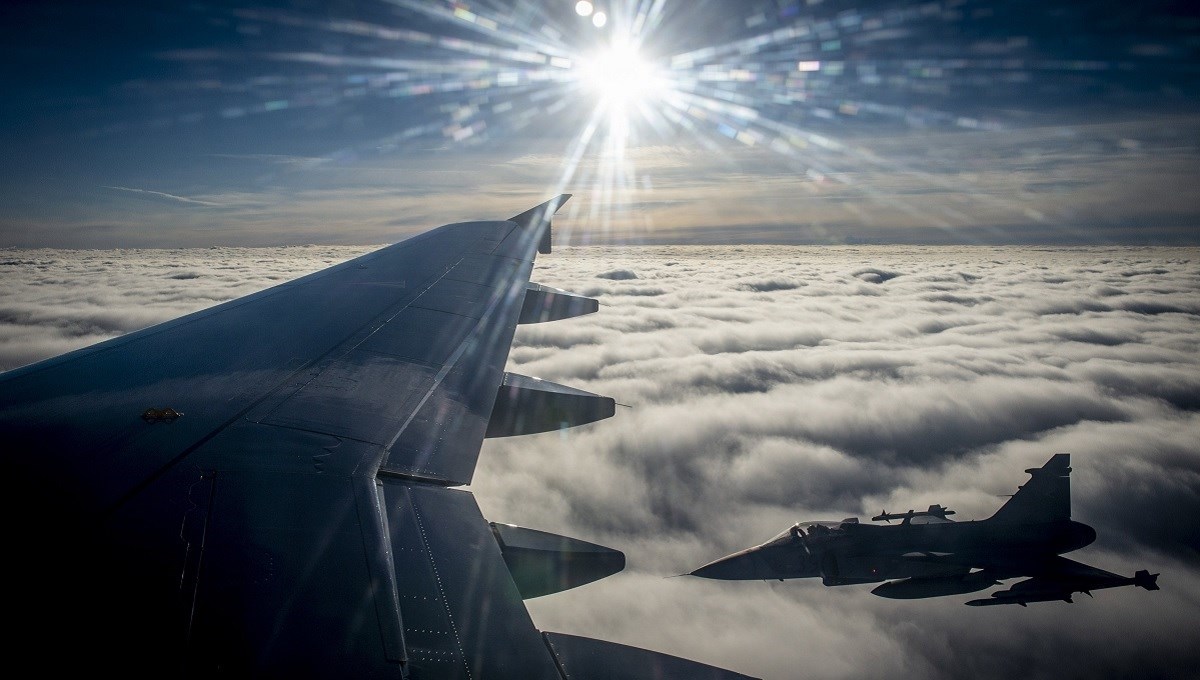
[0,196,756,679]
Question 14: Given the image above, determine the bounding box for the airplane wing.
[965,556,1159,607]
[0,197,755,679]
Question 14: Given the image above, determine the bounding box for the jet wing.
[0,197,755,679]
[965,556,1159,607]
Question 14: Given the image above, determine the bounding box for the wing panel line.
[407,484,473,678]
[358,477,408,663]
[96,224,514,524]
[372,250,530,477]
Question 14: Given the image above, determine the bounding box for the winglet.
[509,194,571,254]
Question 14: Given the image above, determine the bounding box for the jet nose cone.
[688,547,774,580]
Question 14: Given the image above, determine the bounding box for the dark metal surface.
[492,523,625,599]
[487,372,616,438]
[545,633,758,680]
[0,220,521,520]
[383,483,563,679]
[519,283,599,324]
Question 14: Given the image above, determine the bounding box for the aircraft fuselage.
[689,454,1155,606]
[690,518,1097,584]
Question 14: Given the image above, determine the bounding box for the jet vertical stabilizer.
[989,453,1072,524]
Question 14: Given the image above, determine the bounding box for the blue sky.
[2,0,1198,246]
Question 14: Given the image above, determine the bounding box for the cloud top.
[2,243,1197,679]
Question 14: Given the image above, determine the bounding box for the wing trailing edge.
[544,632,760,680]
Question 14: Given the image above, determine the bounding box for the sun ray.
[117,0,1169,244]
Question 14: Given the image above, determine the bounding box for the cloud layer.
[493,245,1200,679]
[1,244,1197,678]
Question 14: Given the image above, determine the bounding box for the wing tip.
[509,194,572,226]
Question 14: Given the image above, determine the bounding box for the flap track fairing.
[519,283,599,324]
[490,523,624,599]
[486,372,615,438]
[543,633,760,680]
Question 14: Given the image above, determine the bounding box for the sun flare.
[576,43,661,109]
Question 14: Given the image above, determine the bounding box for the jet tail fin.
[988,453,1072,524]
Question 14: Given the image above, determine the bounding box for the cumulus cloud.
[1,243,1198,679]
[851,267,902,283]
[486,244,1200,679]
[734,278,804,292]
[595,268,640,280]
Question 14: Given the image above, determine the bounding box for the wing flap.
[544,632,760,680]
[183,472,405,676]
[382,482,563,679]
[384,363,500,483]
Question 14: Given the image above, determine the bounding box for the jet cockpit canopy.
[765,521,854,547]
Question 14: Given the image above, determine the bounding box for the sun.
[576,42,661,109]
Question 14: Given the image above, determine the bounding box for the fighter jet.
[688,454,1159,606]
